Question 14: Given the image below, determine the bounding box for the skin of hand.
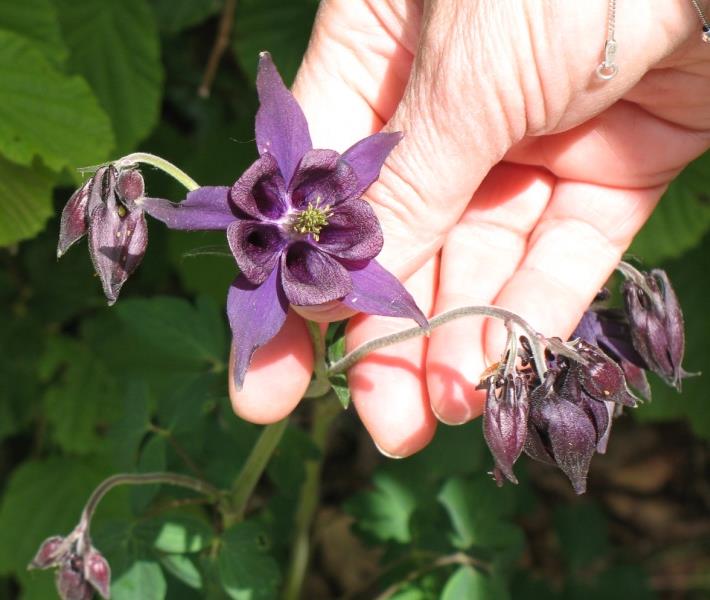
[229,0,710,457]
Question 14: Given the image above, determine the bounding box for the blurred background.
[0,1,708,598]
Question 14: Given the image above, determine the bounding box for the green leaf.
[0,0,68,64]
[438,476,523,564]
[0,458,125,575]
[330,372,351,409]
[267,424,319,493]
[107,382,153,471]
[565,566,656,600]
[630,152,710,264]
[441,566,509,600]
[0,156,56,245]
[145,514,214,554]
[113,560,167,600]
[115,296,227,371]
[218,521,281,600]
[0,29,114,170]
[150,0,221,33]
[347,471,418,543]
[553,503,609,574]
[233,0,318,86]
[54,0,164,151]
[41,336,120,454]
[160,554,203,590]
[131,435,167,513]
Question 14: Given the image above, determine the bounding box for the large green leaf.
[0,156,56,248]
[150,0,221,33]
[0,0,67,64]
[441,566,509,600]
[218,521,281,600]
[54,0,163,152]
[0,29,114,171]
[144,514,214,554]
[630,152,710,264]
[233,0,318,86]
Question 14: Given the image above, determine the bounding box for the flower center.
[291,197,332,241]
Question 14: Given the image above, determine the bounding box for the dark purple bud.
[482,374,529,485]
[623,269,687,390]
[116,168,145,211]
[528,377,597,494]
[574,341,637,407]
[56,559,93,600]
[84,548,111,599]
[29,536,66,569]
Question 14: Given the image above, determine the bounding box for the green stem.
[227,419,289,526]
[281,395,340,600]
[304,321,331,398]
[117,152,199,192]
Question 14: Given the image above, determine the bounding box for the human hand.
[230,0,710,456]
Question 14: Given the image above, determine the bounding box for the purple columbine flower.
[58,165,148,305]
[143,52,427,387]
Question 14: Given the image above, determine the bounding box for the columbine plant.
[47,50,696,600]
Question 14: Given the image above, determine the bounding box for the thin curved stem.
[328,305,549,381]
[228,419,289,526]
[80,472,220,536]
[116,152,199,191]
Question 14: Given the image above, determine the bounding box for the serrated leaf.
[330,373,351,409]
[150,0,221,33]
[441,566,509,600]
[115,296,227,371]
[0,29,114,170]
[218,521,281,600]
[145,514,214,554]
[0,0,68,64]
[54,0,163,151]
[346,471,417,543]
[0,156,56,245]
[160,554,203,590]
[438,476,523,563]
[41,336,121,454]
[630,152,710,264]
[233,0,318,86]
[0,458,124,575]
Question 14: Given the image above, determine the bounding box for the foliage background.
[0,1,708,598]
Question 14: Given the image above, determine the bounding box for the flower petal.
[342,132,403,197]
[255,51,312,183]
[142,186,233,230]
[230,153,288,220]
[317,199,383,261]
[57,179,92,257]
[228,269,288,390]
[88,205,148,305]
[340,259,428,328]
[280,243,352,306]
[289,149,358,209]
[227,221,286,285]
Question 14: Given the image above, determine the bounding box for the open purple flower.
[144,52,427,387]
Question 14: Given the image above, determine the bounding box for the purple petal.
[56,564,94,600]
[231,153,288,220]
[523,422,556,466]
[88,205,148,305]
[317,199,383,261]
[289,150,359,209]
[653,269,686,389]
[29,536,66,569]
[342,132,403,197]
[595,400,616,454]
[116,168,145,210]
[58,179,92,257]
[84,549,111,599]
[227,220,286,285]
[280,243,352,306]
[142,186,233,230]
[228,270,288,389]
[619,360,651,401]
[255,52,312,183]
[340,259,428,328]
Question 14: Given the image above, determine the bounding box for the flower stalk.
[116,152,199,192]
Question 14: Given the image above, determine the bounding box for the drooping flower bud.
[482,374,529,485]
[57,164,148,305]
[84,549,111,599]
[56,558,94,600]
[573,341,637,407]
[622,268,687,390]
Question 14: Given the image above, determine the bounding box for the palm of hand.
[230,0,710,457]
